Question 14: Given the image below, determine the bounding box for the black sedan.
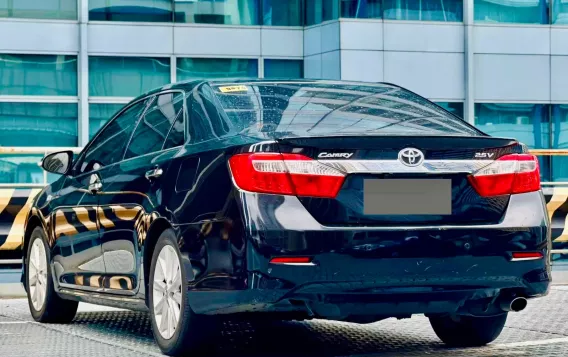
[21,79,550,356]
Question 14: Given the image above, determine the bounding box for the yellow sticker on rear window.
[218,85,248,93]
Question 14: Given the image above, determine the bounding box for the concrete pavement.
[2,288,568,356]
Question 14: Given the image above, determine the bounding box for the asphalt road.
[0,287,568,357]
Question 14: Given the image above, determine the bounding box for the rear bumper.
[189,255,550,319]
[187,190,551,319]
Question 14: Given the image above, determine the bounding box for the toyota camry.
[21,79,550,356]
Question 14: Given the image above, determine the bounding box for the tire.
[25,227,78,323]
[429,313,508,347]
[149,229,218,356]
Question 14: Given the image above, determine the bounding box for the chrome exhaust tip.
[500,296,527,312]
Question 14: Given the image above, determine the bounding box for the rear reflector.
[468,154,540,197]
[511,252,544,261]
[228,153,345,198]
[270,257,313,264]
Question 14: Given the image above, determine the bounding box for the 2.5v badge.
[474,152,495,159]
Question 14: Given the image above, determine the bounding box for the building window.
[262,0,303,25]
[0,153,46,184]
[435,102,464,119]
[474,103,551,181]
[264,59,304,78]
[88,0,306,25]
[306,0,462,24]
[552,104,568,148]
[474,103,550,148]
[89,56,170,97]
[474,0,549,24]
[0,0,77,20]
[89,103,124,139]
[552,104,568,181]
[177,58,258,81]
[553,1,568,24]
[0,102,78,147]
[340,0,382,19]
[89,0,173,22]
[174,0,260,25]
[0,54,77,96]
[305,0,340,25]
[552,156,568,182]
[383,0,463,21]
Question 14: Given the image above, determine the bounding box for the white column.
[464,0,475,124]
[258,57,264,78]
[170,55,177,83]
[78,0,90,146]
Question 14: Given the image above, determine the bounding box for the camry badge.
[318,152,354,159]
[398,148,424,167]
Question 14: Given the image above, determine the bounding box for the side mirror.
[41,150,74,176]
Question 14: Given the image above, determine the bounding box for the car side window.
[188,87,228,145]
[123,92,184,160]
[162,96,185,151]
[79,99,149,174]
[200,85,233,138]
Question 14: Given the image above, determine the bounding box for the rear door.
[97,91,185,295]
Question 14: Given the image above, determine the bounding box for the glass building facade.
[2,1,568,25]
[0,0,566,184]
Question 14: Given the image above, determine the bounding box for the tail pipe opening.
[500,296,528,312]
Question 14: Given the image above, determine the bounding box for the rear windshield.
[205,81,482,139]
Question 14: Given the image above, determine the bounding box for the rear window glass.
[206,81,481,139]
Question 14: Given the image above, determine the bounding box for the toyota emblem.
[398,148,424,167]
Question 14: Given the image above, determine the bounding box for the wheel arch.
[142,217,174,306]
[21,214,47,291]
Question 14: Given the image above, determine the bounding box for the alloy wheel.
[28,239,48,311]
[152,245,183,340]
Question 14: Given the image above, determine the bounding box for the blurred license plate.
[363,179,451,215]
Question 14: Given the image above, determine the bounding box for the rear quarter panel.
[166,145,250,291]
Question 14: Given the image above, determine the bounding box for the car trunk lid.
[276,135,526,226]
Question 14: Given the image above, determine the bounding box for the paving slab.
[1,288,568,356]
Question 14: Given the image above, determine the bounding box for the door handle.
[88,181,102,194]
[145,167,163,180]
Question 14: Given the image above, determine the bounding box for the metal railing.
[530,149,568,186]
[531,149,568,156]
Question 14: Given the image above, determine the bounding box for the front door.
[98,91,185,296]
[50,171,103,291]
[56,96,152,292]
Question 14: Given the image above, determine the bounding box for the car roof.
[132,78,402,101]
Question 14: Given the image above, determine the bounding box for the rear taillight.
[511,252,544,261]
[228,153,345,198]
[468,154,540,197]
